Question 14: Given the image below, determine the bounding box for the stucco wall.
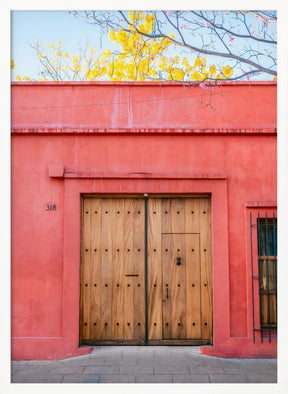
[11,82,277,359]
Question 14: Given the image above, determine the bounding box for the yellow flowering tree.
[75,10,276,81]
[105,12,172,81]
[12,11,234,82]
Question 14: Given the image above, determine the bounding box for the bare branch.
[190,11,276,44]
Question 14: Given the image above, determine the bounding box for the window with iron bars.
[250,212,277,342]
[257,217,277,333]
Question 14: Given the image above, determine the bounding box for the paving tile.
[92,346,123,356]
[223,367,245,374]
[47,366,85,374]
[154,365,189,374]
[172,374,210,383]
[119,365,153,375]
[238,361,276,370]
[84,365,120,374]
[189,366,225,374]
[11,365,46,375]
[11,373,29,383]
[62,374,100,383]
[27,361,54,367]
[105,356,139,365]
[201,360,229,368]
[100,374,136,383]
[209,374,249,383]
[239,367,277,376]
[60,358,107,366]
[137,354,156,363]
[213,360,244,368]
[19,373,65,383]
[11,365,36,374]
[156,354,194,363]
[136,374,173,383]
[245,374,277,383]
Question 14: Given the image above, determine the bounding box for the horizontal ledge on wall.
[11,127,277,135]
[63,172,227,180]
[245,201,277,208]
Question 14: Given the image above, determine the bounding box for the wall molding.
[48,165,227,180]
[12,127,277,135]
[245,201,277,208]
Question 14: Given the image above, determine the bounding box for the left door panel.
[80,197,145,344]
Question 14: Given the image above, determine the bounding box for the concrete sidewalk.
[11,346,277,384]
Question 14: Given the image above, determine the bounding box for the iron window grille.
[250,212,277,343]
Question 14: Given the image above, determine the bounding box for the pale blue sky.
[11,11,109,79]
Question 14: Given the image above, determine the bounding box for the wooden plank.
[269,295,277,325]
[260,257,277,291]
[81,198,92,340]
[148,198,163,340]
[162,234,186,339]
[161,198,171,233]
[186,234,201,339]
[123,199,134,340]
[82,339,210,346]
[171,198,186,233]
[199,197,213,341]
[185,198,200,233]
[133,198,145,340]
[82,339,146,346]
[99,198,113,339]
[161,202,172,339]
[111,198,125,340]
[148,339,210,346]
[89,198,102,340]
[161,198,186,233]
[172,234,186,339]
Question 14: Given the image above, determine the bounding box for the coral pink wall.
[11,82,277,359]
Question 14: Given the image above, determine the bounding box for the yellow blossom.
[209,64,217,75]
[109,30,116,41]
[221,65,233,78]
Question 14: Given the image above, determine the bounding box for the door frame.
[58,174,229,350]
[79,194,213,345]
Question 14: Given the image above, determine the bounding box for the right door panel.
[148,197,212,343]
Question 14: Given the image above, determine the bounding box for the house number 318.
[46,204,56,211]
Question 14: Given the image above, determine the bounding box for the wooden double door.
[80,196,212,345]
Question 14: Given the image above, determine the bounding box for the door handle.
[176,256,181,265]
[166,287,169,299]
